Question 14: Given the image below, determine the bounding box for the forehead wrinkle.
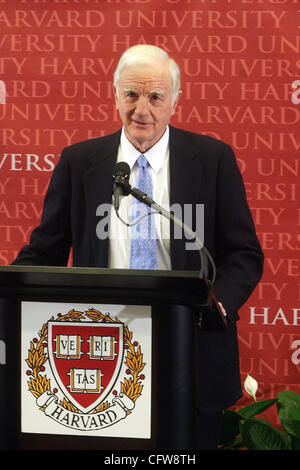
[120,69,171,93]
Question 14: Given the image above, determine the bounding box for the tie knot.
[137,154,148,169]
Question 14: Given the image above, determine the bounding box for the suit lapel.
[169,126,204,270]
[83,130,121,267]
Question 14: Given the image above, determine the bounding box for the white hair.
[113,44,181,105]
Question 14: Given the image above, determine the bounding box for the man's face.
[115,62,179,153]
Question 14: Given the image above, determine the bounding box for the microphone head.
[113,162,131,198]
[113,161,130,178]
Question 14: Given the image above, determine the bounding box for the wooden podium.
[0,265,227,451]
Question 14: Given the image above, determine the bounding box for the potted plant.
[219,376,300,450]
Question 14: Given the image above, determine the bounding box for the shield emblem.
[47,321,124,413]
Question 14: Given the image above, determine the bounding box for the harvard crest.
[25,308,146,431]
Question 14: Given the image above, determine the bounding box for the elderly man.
[12,45,264,449]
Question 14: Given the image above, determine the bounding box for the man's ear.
[171,90,182,115]
[114,87,119,109]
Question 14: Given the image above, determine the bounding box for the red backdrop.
[1,0,300,421]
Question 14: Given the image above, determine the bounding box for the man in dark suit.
[12,45,264,448]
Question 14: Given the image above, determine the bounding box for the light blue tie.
[130,155,158,270]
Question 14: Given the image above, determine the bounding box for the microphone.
[113,173,215,284]
[113,174,228,331]
[112,162,131,211]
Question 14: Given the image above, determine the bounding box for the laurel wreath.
[25,308,146,414]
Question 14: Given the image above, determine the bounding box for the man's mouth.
[132,120,152,127]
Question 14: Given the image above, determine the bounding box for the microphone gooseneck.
[112,164,216,285]
[112,162,228,330]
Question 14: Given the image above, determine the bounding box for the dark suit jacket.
[13,126,264,413]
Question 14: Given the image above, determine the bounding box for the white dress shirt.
[108,126,171,270]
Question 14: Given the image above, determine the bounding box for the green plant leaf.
[239,398,277,419]
[291,436,300,450]
[277,390,300,404]
[240,418,292,450]
[219,409,243,445]
[277,391,300,436]
[291,407,300,440]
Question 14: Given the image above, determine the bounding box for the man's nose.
[134,97,149,115]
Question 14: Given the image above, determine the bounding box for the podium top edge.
[0,266,210,306]
[0,265,203,279]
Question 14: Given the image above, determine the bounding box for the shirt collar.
[120,126,169,174]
